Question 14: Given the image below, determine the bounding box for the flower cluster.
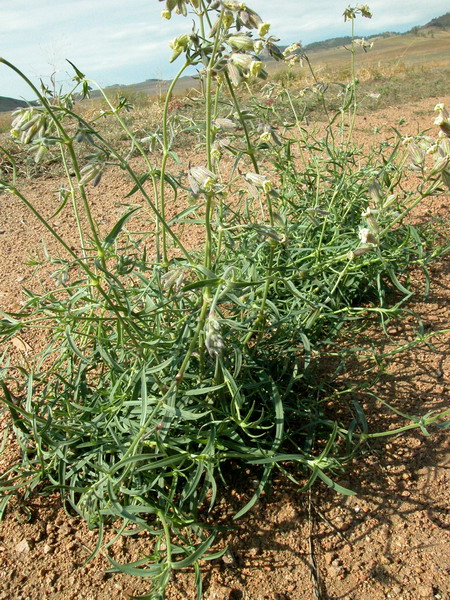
[159,0,200,20]
[221,2,270,37]
[161,0,275,88]
[343,4,373,21]
[282,42,302,66]
[400,105,450,188]
[11,107,54,146]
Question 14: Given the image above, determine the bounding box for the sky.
[1,0,448,100]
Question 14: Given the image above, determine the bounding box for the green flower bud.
[188,166,217,194]
[228,33,255,51]
[245,172,272,193]
[258,22,270,37]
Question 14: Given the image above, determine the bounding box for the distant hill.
[302,31,398,54]
[0,96,33,113]
[288,11,449,54]
[423,12,450,29]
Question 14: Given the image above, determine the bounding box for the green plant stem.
[224,71,259,173]
[4,61,102,245]
[160,61,191,265]
[59,106,193,264]
[158,510,173,566]
[175,297,210,383]
[243,192,276,345]
[89,80,161,260]
[59,149,87,257]
[6,186,142,348]
[380,179,442,237]
[346,18,358,146]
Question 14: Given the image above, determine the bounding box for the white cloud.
[1,0,448,99]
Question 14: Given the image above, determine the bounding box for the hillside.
[424,12,450,29]
[0,96,32,113]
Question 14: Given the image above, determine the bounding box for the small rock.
[43,544,52,554]
[15,539,31,554]
[418,585,432,598]
[222,549,237,567]
[327,565,340,577]
[207,585,232,600]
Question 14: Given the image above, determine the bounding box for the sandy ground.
[0,96,449,600]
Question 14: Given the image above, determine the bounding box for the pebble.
[418,585,432,598]
[206,585,232,600]
[15,539,31,554]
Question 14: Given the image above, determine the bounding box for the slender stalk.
[160,61,191,265]
[224,71,259,173]
[88,79,161,260]
[59,107,194,264]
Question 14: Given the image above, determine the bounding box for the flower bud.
[245,172,272,193]
[406,141,425,170]
[283,42,302,57]
[226,61,243,86]
[435,115,450,137]
[161,267,186,290]
[441,169,450,189]
[188,166,217,195]
[230,53,263,79]
[349,246,374,259]
[253,40,264,54]
[434,103,450,136]
[362,207,380,234]
[79,163,103,186]
[358,227,378,245]
[205,313,225,357]
[211,140,222,161]
[368,181,383,206]
[429,155,449,177]
[223,1,246,10]
[228,33,254,51]
[214,118,238,131]
[169,33,190,62]
[34,144,49,164]
[258,23,270,37]
[382,194,398,210]
[438,136,450,157]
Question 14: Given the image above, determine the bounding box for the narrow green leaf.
[315,469,356,496]
[172,533,216,569]
[103,207,140,248]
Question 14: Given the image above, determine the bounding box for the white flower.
[358,228,378,245]
[245,172,272,193]
[188,166,217,195]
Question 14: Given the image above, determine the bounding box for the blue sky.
[1,0,448,99]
